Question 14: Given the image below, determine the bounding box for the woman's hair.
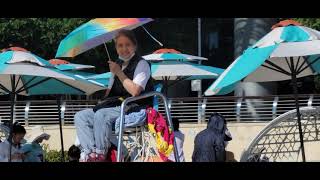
[114,29,138,47]
[12,122,26,134]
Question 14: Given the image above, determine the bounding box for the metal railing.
[0,94,319,125]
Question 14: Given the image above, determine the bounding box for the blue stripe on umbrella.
[280,26,310,42]
[21,76,85,95]
[210,45,278,94]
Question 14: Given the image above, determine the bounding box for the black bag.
[93,96,123,112]
[93,96,143,114]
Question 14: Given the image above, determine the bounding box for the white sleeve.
[107,73,115,89]
[133,60,151,90]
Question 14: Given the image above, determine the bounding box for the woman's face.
[115,35,136,60]
[12,133,25,144]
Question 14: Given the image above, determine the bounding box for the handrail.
[0,94,318,124]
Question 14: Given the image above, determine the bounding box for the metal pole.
[291,72,306,162]
[57,95,65,162]
[117,101,126,162]
[290,58,306,162]
[8,92,15,162]
[162,94,179,162]
[8,75,16,162]
[197,18,202,123]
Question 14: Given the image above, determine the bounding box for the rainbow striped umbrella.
[55,18,153,58]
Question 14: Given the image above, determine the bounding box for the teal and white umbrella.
[142,53,207,62]
[151,61,222,81]
[204,21,320,162]
[0,50,106,162]
[0,51,105,95]
[85,61,224,93]
[48,58,95,71]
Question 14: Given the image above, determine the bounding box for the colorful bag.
[146,107,174,161]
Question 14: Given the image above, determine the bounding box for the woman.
[0,122,26,162]
[75,29,154,162]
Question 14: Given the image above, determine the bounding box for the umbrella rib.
[294,56,301,72]
[285,57,292,71]
[16,76,37,93]
[264,60,291,76]
[0,83,10,94]
[296,57,308,73]
[297,56,320,74]
[11,75,16,93]
[16,77,51,94]
[15,76,22,90]
[261,64,289,75]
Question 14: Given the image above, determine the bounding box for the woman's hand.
[108,60,121,75]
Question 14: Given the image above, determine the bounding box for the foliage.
[43,144,68,162]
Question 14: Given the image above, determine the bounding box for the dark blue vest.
[109,54,154,106]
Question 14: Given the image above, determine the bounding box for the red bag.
[105,143,117,162]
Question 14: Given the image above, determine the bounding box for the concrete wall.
[179,122,268,161]
[28,122,268,162]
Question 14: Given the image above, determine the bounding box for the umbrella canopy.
[1,46,29,53]
[151,61,223,80]
[0,51,105,96]
[143,48,208,62]
[84,71,112,86]
[84,62,223,83]
[205,23,320,96]
[153,48,181,54]
[49,59,95,71]
[0,50,106,162]
[55,18,153,58]
[204,20,320,162]
[85,61,226,95]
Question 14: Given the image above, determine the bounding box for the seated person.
[74,29,154,162]
[0,122,26,162]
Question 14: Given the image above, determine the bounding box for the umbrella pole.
[103,43,111,61]
[8,92,15,162]
[164,78,168,96]
[291,72,306,162]
[57,95,65,162]
[8,75,16,162]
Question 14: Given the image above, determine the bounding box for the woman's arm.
[104,88,111,98]
[115,71,143,97]
[108,60,144,97]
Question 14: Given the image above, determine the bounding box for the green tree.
[0,18,90,58]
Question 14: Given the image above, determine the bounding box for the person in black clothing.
[192,113,232,162]
[74,29,153,162]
